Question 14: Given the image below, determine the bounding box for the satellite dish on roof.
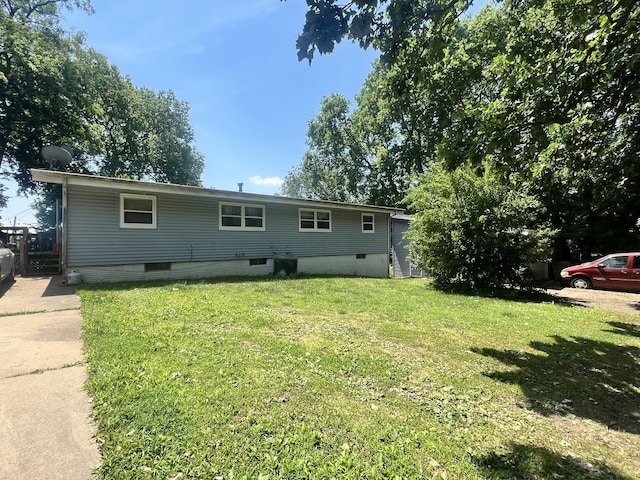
[41,145,73,169]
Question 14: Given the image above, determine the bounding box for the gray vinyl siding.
[66,186,390,267]
[392,218,410,278]
[392,216,425,278]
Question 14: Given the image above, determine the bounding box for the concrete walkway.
[0,275,100,480]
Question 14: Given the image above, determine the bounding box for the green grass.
[79,277,640,479]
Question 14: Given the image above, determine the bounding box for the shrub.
[405,161,551,290]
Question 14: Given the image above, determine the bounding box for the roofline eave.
[30,169,404,214]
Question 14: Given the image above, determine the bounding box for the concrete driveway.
[0,275,100,480]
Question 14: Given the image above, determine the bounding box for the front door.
[628,255,640,292]
[594,254,632,290]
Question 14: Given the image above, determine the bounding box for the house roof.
[391,214,414,221]
[31,169,404,214]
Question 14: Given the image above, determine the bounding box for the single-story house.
[31,169,403,283]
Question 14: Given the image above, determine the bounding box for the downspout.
[61,178,68,275]
[387,214,392,278]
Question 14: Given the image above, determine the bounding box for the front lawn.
[79,277,640,479]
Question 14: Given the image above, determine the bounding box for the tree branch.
[24,0,60,19]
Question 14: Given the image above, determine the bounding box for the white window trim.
[120,193,157,229]
[362,213,375,233]
[299,208,332,232]
[219,202,266,231]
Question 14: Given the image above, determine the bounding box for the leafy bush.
[406,161,551,290]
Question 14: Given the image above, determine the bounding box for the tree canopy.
[281,80,413,206]
[290,0,640,269]
[1,0,204,223]
[293,0,474,63]
[281,60,433,207]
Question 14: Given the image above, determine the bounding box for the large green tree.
[0,1,93,193]
[281,93,377,203]
[281,61,431,206]
[453,0,640,259]
[294,0,640,260]
[284,6,506,207]
[75,49,203,186]
[1,0,204,224]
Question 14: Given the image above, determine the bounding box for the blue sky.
[3,1,487,226]
[2,0,379,226]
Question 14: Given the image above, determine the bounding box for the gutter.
[31,169,405,215]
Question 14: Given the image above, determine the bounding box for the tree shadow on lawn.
[435,284,560,305]
[606,321,640,338]
[472,336,640,434]
[474,442,634,479]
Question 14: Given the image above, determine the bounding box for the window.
[145,262,171,272]
[601,256,629,269]
[219,202,265,231]
[362,213,375,233]
[250,258,267,266]
[120,194,156,229]
[299,209,331,232]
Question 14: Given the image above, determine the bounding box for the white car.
[0,240,15,283]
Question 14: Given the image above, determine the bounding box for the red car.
[560,252,640,291]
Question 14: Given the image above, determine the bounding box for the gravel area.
[546,287,640,315]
